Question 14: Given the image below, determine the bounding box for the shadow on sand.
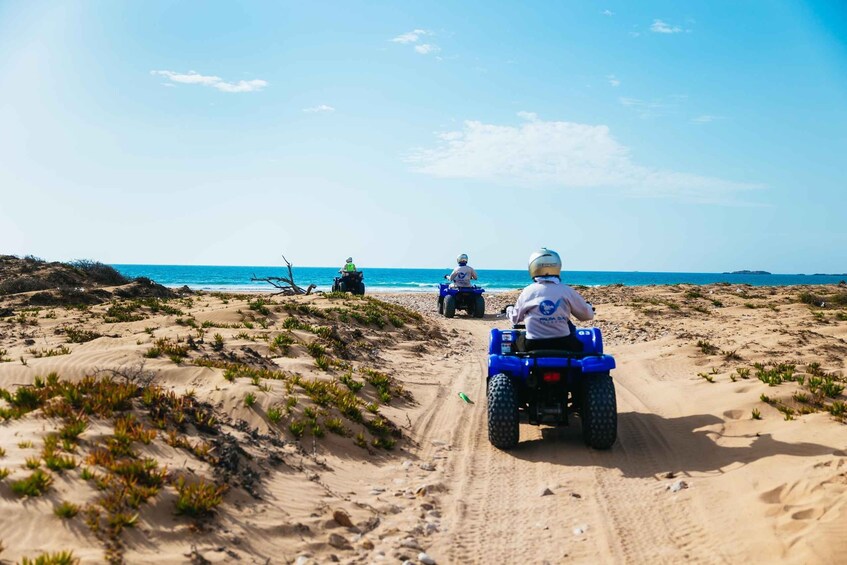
[507,411,839,479]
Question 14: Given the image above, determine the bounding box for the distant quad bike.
[332,271,365,295]
[437,282,485,318]
[486,323,617,450]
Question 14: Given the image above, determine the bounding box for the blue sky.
[1,1,845,272]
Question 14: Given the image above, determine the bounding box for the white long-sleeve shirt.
[449,265,478,288]
[508,277,594,339]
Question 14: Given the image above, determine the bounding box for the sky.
[1,1,845,273]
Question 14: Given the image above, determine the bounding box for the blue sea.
[111,265,847,293]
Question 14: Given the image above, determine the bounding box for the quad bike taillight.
[542,372,561,383]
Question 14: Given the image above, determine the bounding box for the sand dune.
[1,283,846,563]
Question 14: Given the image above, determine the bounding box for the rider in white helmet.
[449,253,478,288]
[507,248,594,352]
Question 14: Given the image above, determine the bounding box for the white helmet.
[457,253,469,265]
[346,257,353,263]
[528,248,562,278]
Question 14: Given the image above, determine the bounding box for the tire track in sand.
[585,374,731,564]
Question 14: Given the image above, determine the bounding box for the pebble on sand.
[333,509,354,528]
[328,533,351,549]
[668,480,689,493]
[419,552,437,565]
[540,487,554,496]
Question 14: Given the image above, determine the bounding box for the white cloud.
[607,74,621,87]
[392,29,430,43]
[650,19,682,34]
[414,43,440,55]
[691,115,723,124]
[516,111,538,122]
[151,70,267,93]
[303,104,335,113]
[407,113,759,203]
[619,95,686,118]
[602,9,614,16]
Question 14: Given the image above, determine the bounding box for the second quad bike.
[437,282,485,318]
[486,322,617,450]
[332,271,365,295]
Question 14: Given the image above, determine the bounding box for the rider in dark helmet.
[507,248,594,352]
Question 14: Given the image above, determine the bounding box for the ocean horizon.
[111,264,847,293]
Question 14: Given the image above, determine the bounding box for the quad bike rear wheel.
[473,295,485,318]
[580,372,617,450]
[437,296,444,315]
[488,373,519,449]
[355,282,365,295]
[444,295,456,318]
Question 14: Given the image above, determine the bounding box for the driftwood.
[251,255,316,296]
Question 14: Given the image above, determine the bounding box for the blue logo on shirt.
[457,273,466,279]
[539,299,559,315]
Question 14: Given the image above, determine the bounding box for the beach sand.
[1,279,846,564]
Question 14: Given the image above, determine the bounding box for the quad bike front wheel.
[437,296,444,315]
[473,295,485,318]
[488,373,519,449]
[444,295,456,318]
[580,372,617,450]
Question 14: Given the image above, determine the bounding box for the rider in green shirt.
[342,257,357,273]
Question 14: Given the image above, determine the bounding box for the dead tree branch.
[250,255,316,296]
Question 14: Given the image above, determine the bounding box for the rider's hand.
[505,305,514,318]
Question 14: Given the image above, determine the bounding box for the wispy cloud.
[602,9,614,16]
[151,70,267,93]
[414,44,440,55]
[392,29,440,55]
[392,29,430,44]
[650,19,683,34]
[691,115,723,124]
[407,113,760,204]
[303,104,335,113]
[619,95,685,118]
[607,74,621,87]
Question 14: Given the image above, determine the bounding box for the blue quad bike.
[438,282,485,318]
[487,323,617,450]
[332,271,365,295]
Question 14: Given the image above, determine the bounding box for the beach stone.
[669,480,689,492]
[402,460,413,470]
[540,487,554,496]
[333,509,354,528]
[420,462,436,472]
[573,526,586,536]
[419,552,436,565]
[400,537,421,549]
[328,533,351,549]
[361,539,375,550]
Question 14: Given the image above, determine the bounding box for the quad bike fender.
[487,354,615,379]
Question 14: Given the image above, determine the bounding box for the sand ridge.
[0,282,845,563]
